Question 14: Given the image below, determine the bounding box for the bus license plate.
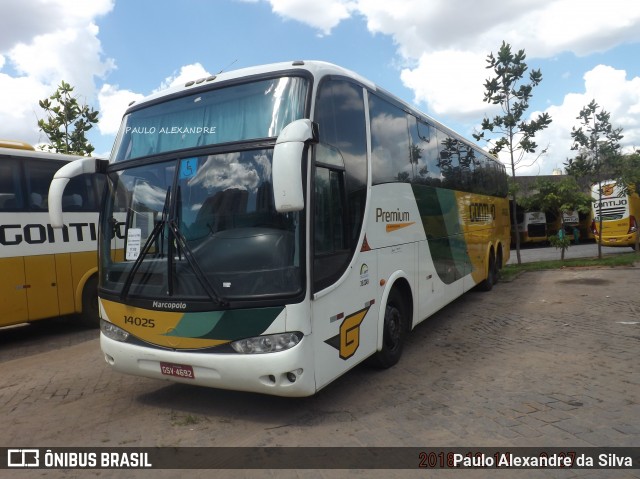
[160,362,195,379]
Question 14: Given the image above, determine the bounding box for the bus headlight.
[100,319,129,342]
[231,332,302,354]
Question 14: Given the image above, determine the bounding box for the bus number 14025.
[124,316,155,328]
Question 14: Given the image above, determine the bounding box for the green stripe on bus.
[165,306,285,340]
[412,185,470,284]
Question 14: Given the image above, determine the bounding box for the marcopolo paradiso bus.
[49,61,510,397]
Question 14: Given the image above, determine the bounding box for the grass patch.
[500,252,640,282]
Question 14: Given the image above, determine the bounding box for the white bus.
[511,203,547,245]
[50,61,510,396]
[1,141,102,328]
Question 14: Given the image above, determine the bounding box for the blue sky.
[1,0,640,175]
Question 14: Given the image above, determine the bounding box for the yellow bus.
[0,142,102,328]
[591,181,639,249]
[511,203,547,245]
[50,61,510,396]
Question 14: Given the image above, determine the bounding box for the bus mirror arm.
[48,158,109,228]
[272,119,318,213]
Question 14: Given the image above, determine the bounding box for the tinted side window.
[0,158,23,211]
[315,163,347,255]
[24,161,60,211]
[24,160,100,213]
[409,116,442,186]
[314,79,367,292]
[64,174,101,212]
[369,94,411,184]
[435,131,478,192]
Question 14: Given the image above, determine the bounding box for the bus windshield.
[102,151,302,304]
[112,76,308,162]
[101,75,309,305]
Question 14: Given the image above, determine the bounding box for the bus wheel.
[79,276,100,328]
[368,289,407,369]
[477,251,496,292]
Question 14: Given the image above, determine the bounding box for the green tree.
[569,100,623,258]
[524,177,591,260]
[37,81,99,156]
[473,41,552,264]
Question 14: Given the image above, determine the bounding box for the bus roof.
[124,60,376,113]
[121,60,501,167]
[0,140,35,150]
[0,146,90,163]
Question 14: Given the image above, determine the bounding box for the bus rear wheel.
[477,251,496,292]
[368,289,407,369]
[78,276,100,328]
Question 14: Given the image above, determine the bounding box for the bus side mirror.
[48,157,108,227]
[272,119,318,213]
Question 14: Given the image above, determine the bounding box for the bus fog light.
[231,332,302,354]
[286,372,296,383]
[100,319,129,342]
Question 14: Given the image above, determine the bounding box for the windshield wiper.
[120,188,172,301]
[169,219,229,308]
[119,186,228,308]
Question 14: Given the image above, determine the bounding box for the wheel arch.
[74,267,99,313]
[376,272,414,352]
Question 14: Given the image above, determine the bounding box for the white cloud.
[514,65,640,175]
[0,0,113,52]
[0,0,114,147]
[268,0,356,35]
[156,63,211,92]
[400,50,489,119]
[9,23,115,98]
[262,0,640,175]
[96,63,212,138]
[0,74,49,142]
[97,84,145,136]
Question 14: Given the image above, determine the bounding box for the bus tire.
[477,251,496,292]
[368,289,407,369]
[79,276,100,328]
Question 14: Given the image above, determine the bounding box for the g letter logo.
[325,303,372,360]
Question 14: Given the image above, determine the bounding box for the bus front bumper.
[100,333,317,397]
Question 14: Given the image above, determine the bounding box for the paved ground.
[1,266,639,479]
[508,242,635,264]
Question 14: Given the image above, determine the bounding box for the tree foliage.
[37,81,99,156]
[521,177,591,261]
[473,41,552,264]
[569,100,624,258]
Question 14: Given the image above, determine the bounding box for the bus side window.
[409,116,441,186]
[313,78,367,292]
[25,160,61,211]
[369,94,411,184]
[0,158,22,210]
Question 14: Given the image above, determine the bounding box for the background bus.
[591,181,639,249]
[0,141,102,328]
[547,209,579,243]
[511,202,547,245]
[50,61,510,396]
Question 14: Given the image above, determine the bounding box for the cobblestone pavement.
[1,266,639,479]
